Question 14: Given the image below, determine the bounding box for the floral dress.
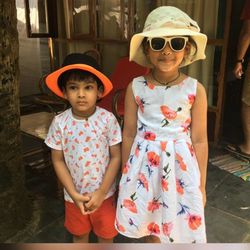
[115,76,206,243]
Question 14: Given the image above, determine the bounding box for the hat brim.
[45,64,113,98]
[130,28,207,67]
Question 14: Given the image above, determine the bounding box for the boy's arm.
[85,143,121,212]
[190,82,208,207]
[51,149,90,214]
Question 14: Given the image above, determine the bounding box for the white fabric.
[45,106,122,202]
[115,76,206,243]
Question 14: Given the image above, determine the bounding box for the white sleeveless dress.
[115,76,207,243]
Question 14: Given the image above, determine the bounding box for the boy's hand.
[72,192,91,215]
[84,189,106,213]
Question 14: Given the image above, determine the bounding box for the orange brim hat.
[45,54,113,98]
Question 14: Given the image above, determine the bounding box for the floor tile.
[205,205,250,243]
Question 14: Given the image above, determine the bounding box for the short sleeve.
[107,114,122,146]
[44,117,63,150]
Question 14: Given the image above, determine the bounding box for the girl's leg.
[73,233,89,243]
[144,235,161,243]
[98,237,113,243]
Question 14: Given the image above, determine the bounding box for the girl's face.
[63,77,102,118]
[146,36,189,72]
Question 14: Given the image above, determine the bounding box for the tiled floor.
[5,124,250,243]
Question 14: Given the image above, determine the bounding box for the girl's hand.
[71,192,91,215]
[84,189,106,213]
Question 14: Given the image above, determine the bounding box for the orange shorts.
[64,195,118,239]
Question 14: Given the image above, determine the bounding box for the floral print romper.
[115,76,206,243]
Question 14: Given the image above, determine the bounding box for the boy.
[45,53,121,243]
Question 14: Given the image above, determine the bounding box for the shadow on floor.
[5,133,250,243]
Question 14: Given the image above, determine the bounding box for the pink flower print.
[63,125,68,131]
[83,171,90,176]
[160,105,182,126]
[147,222,160,235]
[122,199,137,213]
[138,173,149,191]
[181,118,191,133]
[85,161,91,167]
[72,145,75,150]
[83,147,89,152]
[78,156,83,161]
[122,163,129,174]
[84,123,89,128]
[72,121,76,126]
[161,106,178,120]
[176,178,185,195]
[74,138,79,144]
[116,220,126,233]
[187,142,195,156]
[176,153,187,171]
[85,136,91,142]
[144,131,156,141]
[68,131,73,136]
[160,141,167,151]
[79,131,83,136]
[188,94,195,105]
[135,96,147,113]
[64,138,68,144]
[162,222,173,237]
[135,142,142,157]
[148,198,161,212]
[187,214,202,230]
[147,151,160,167]
[147,82,155,90]
[161,178,169,192]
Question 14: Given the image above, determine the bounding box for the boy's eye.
[85,85,94,90]
[68,85,77,90]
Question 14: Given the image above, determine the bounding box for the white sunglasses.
[147,36,188,52]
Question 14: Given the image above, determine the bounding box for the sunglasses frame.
[147,36,189,52]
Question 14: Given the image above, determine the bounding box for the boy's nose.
[78,88,85,97]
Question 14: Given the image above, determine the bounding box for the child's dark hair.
[58,69,104,93]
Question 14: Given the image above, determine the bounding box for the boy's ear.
[62,88,68,99]
[97,85,104,99]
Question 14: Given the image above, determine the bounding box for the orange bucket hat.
[45,53,113,98]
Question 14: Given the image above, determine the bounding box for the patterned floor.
[209,153,250,181]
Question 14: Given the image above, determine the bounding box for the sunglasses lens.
[170,37,186,51]
[150,38,166,51]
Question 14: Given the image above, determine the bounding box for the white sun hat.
[129,6,207,68]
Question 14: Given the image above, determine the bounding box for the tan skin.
[122,38,208,243]
[52,78,121,243]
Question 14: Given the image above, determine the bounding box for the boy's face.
[63,77,102,118]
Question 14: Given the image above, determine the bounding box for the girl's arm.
[121,82,138,168]
[85,143,121,212]
[190,82,208,207]
[51,149,90,214]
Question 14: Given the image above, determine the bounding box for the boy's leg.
[73,233,89,243]
[97,237,113,243]
[64,201,91,242]
[90,195,118,241]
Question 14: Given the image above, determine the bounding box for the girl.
[115,6,208,243]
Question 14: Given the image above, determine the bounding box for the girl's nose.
[161,43,172,55]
